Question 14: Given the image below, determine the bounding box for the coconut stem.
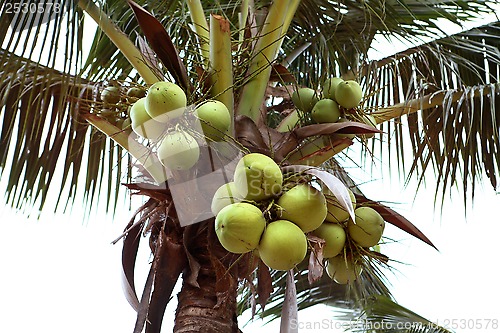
[84,113,170,183]
[187,0,210,68]
[209,14,234,124]
[237,0,298,123]
[371,84,500,124]
[77,0,159,85]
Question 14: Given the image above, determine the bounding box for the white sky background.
[2,4,500,333]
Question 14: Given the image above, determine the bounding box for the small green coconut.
[277,184,327,233]
[258,220,308,271]
[194,100,231,141]
[311,98,341,123]
[291,87,319,113]
[347,206,385,247]
[233,153,283,201]
[322,77,344,101]
[215,202,266,254]
[312,223,346,258]
[211,182,242,215]
[326,255,362,284]
[145,81,187,123]
[335,80,363,109]
[101,86,121,104]
[157,130,200,170]
[129,97,165,140]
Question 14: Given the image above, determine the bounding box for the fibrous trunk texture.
[173,223,240,333]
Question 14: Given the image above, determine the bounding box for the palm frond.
[362,21,500,205]
[280,0,497,86]
[355,295,454,333]
[0,49,129,214]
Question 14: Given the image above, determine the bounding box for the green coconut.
[129,97,165,140]
[322,77,344,101]
[233,153,283,201]
[101,86,121,104]
[194,100,231,141]
[211,182,242,215]
[291,87,319,113]
[324,187,356,223]
[312,223,346,258]
[258,220,308,271]
[145,81,187,123]
[311,99,341,124]
[126,87,146,102]
[157,130,200,170]
[277,184,327,233]
[347,207,385,247]
[215,203,266,254]
[335,80,363,109]
[326,255,362,284]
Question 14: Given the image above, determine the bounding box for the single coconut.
[101,86,121,104]
[194,100,231,141]
[291,87,319,113]
[233,153,283,201]
[326,255,362,284]
[311,99,341,124]
[211,182,242,215]
[129,97,165,140]
[126,87,146,102]
[347,206,385,247]
[258,220,307,271]
[157,130,200,170]
[322,77,344,101]
[277,184,327,233]
[121,118,132,133]
[215,203,266,254]
[335,80,363,109]
[312,223,346,258]
[324,187,356,223]
[145,81,187,123]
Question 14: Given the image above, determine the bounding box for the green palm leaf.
[363,22,500,206]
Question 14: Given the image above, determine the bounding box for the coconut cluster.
[212,153,386,277]
[286,77,377,140]
[124,81,232,171]
[319,190,386,284]
[95,84,146,129]
[213,153,311,271]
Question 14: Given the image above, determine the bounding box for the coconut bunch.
[96,83,146,129]
[212,152,386,283]
[123,80,232,171]
[279,77,377,140]
[319,188,386,284]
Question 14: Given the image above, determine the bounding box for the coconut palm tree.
[1,0,499,332]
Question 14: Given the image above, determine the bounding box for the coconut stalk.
[187,0,210,68]
[370,84,500,124]
[237,0,297,123]
[77,0,159,85]
[238,0,250,43]
[83,113,170,183]
[209,14,234,120]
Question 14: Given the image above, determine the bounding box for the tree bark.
[173,222,241,333]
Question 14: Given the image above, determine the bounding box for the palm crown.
[1,0,499,332]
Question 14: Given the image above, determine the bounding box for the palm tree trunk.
[173,223,240,333]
